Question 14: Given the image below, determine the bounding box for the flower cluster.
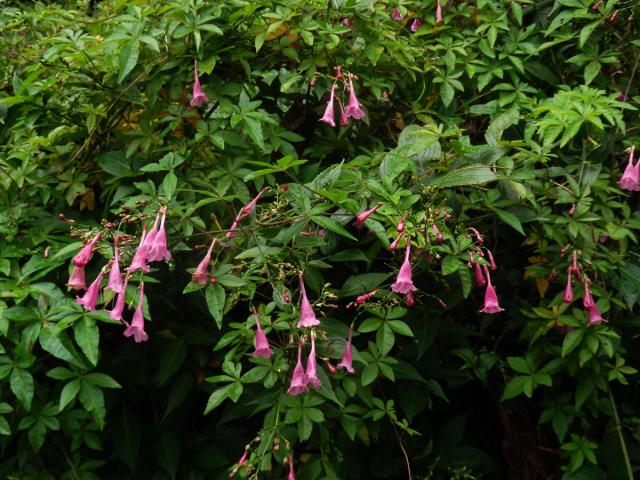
[319,69,366,128]
[561,250,605,326]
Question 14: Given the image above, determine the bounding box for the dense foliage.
[1,0,640,478]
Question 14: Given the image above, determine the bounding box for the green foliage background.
[1,0,640,479]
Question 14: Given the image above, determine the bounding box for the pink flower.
[190,61,209,107]
[473,262,486,287]
[388,232,404,251]
[192,238,216,285]
[72,232,102,267]
[107,273,129,321]
[148,207,171,262]
[123,282,149,343]
[619,146,639,191]
[391,8,404,21]
[436,0,443,23]
[587,303,606,326]
[105,240,124,295]
[338,98,349,127]
[341,17,352,27]
[479,265,504,314]
[405,291,415,306]
[583,279,595,309]
[297,276,321,328]
[469,227,483,244]
[67,265,86,291]
[236,450,248,467]
[391,243,417,294]
[76,271,104,311]
[252,310,272,359]
[319,84,336,127]
[570,251,579,273]
[397,213,407,233]
[337,324,355,373]
[288,455,296,480]
[345,75,366,120]
[487,250,497,271]
[563,269,573,303]
[287,341,308,395]
[355,203,381,225]
[410,18,422,32]
[356,290,378,305]
[305,334,321,388]
[225,220,239,240]
[237,188,269,221]
[432,224,443,244]
[126,228,150,273]
[568,204,576,216]
[143,212,160,250]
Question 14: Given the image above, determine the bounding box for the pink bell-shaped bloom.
[338,98,349,127]
[107,274,129,321]
[337,324,355,373]
[123,282,149,343]
[76,271,104,311]
[487,250,497,271]
[479,265,504,314]
[297,276,321,328]
[391,8,404,20]
[126,228,150,273]
[570,251,579,273]
[391,243,417,294]
[105,240,124,295]
[238,188,269,221]
[305,334,321,388]
[388,232,404,251]
[192,238,216,285]
[563,269,573,303]
[355,203,381,225]
[252,311,272,359]
[619,146,639,191]
[435,0,443,23]
[67,265,87,291]
[411,18,422,32]
[405,291,415,306]
[288,455,296,480]
[319,84,336,127]
[583,279,595,309]
[189,61,209,107]
[72,232,102,267]
[148,207,171,262]
[397,213,407,233]
[473,262,486,287]
[432,224,443,244]
[287,341,308,395]
[143,212,160,250]
[345,75,366,120]
[587,303,606,326]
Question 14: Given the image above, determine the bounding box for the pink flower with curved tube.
[388,232,404,251]
[337,324,355,373]
[67,265,86,291]
[76,271,104,311]
[355,203,381,225]
[190,61,209,107]
[72,232,102,267]
[479,265,504,314]
[411,18,422,32]
[319,84,336,127]
[288,455,296,480]
[391,8,404,21]
[305,334,321,388]
[107,273,129,321]
[570,251,579,274]
[237,188,269,221]
[252,310,272,359]
[345,75,366,120]
[123,282,149,343]
[105,240,124,295]
[473,262,486,287]
[192,238,216,285]
[487,250,497,271]
[391,243,417,294]
[297,276,320,328]
[338,98,349,127]
[287,341,308,395]
[148,207,171,262]
[143,212,160,250]
[587,303,606,326]
[563,269,573,303]
[126,228,150,273]
[619,146,639,191]
[583,279,595,309]
[436,0,443,23]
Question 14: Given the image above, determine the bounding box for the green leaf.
[84,373,121,389]
[118,40,140,83]
[501,375,528,400]
[157,432,181,480]
[243,117,265,151]
[492,208,525,235]
[311,216,357,241]
[161,171,178,199]
[205,283,226,329]
[441,256,463,275]
[562,329,585,358]
[387,320,413,337]
[361,364,378,386]
[440,82,455,107]
[113,410,141,471]
[579,21,600,49]
[11,368,34,410]
[59,379,81,411]
[204,384,231,414]
[0,416,10,435]
[74,316,99,367]
[427,165,497,188]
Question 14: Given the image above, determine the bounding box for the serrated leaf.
[118,40,140,84]
[311,216,357,241]
[205,283,225,329]
[427,165,497,188]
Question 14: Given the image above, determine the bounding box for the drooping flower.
[563,269,573,304]
[237,188,269,221]
[356,290,378,305]
[410,18,422,32]
[432,224,443,244]
[568,204,576,216]
[67,265,86,291]
[305,334,321,388]
[287,341,308,395]
[570,251,579,274]
[583,279,595,309]
[319,84,336,127]
[252,310,272,359]
[397,213,407,233]
[148,207,172,262]
[107,273,129,322]
[105,240,124,295]
[338,98,349,127]
[236,450,248,467]
[288,455,296,480]
[76,271,105,311]
[190,61,209,107]
[123,282,149,343]
[345,75,366,120]
[143,212,160,250]
[587,303,606,326]
[391,8,404,21]
[388,232,404,251]
[126,228,150,273]
[355,203,381,225]
[473,262,486,287]
[324,359,337,375]
[479,265,504,314]
[72,231,102,267]
[619,146,639,191]
[405,291,415,307]
[391,243,417,294]
[337,324,355,374]
[225,220,239,240]
[297,276,321,328]
[192,238,217,285]
[469,227,483,244]
[435,0,443,23]
[487,250,497,271]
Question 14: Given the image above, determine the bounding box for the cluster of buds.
[561,250,605,326]
[319,69,366,128]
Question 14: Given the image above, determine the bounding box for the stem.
[608,384,634,480]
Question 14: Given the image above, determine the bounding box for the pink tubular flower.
[568,204,576,216]
[72,232,102,267]
[355,203,381,224]
[345,75,366,120]
[305,334,321,388]
[190,61,209,107]
[192,238,216,285]
[391,8,404,21]
[479,265,504,314]
[487,250,497,271]
[571,251,579,273]
[619,146,639,191]
[225,220,239,240]
[148,207,171,262]
[105,240,124,295]
[405,291,415,307]
[288,455,296,480]
[338,99,349,127]
[252,311,272,359]
[76,271,104,311]
[126,228,150,273]
[356,290,378,305]
[388,232,404,251]
[587,303,606,326]
[238,188,269,221]
[469,227,483,244]
[432,224,443,244]
[144,212,160,250]
[67,265,86,291]
[397,213,407,233]
[563,269,573,304]
[319,84,336,127]
[435,0,443,23]
[297,276,321,328]
[473,262,486,287]
[391,243,417,294]
[107,274,129,321]
[287,341,308,395]
[583,279,595,309]
[410,18,422,32]
[337,324,355,374]
[123,282,149,343]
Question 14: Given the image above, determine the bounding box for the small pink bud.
[563,269,573,304]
